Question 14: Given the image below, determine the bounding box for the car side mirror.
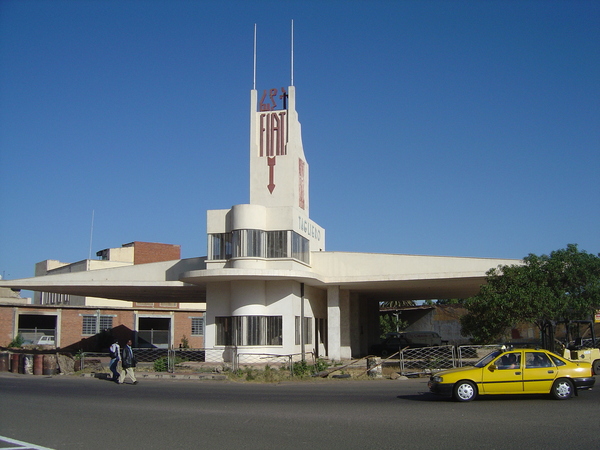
[488,364,497,372]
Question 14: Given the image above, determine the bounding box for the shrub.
[180,335,189,349]
[292,360,312,377]
[315,358,330,373]
[153,356,168,372]
[8,334,24,348]
[153,355,190,372]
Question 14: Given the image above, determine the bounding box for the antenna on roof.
[88,209,95,259]
[253,23,257,90]
[290,20,294,86]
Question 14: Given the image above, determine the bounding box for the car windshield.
[474,350,503,368]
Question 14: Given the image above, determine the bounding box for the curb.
[80,372,227,380]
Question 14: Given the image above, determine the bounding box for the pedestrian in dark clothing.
[118,340,138,385]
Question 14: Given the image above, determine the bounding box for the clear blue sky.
[1,0,599,283]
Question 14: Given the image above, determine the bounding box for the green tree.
[461,244,600,343]
[379,314,408,339]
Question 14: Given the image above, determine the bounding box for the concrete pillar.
[327,286,351,361]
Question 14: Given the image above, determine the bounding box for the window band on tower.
[208,229,308,264]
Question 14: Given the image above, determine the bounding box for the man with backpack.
[108,339,120,382]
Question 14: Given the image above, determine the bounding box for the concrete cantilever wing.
[0,253,522,304]
[0,257,208,303]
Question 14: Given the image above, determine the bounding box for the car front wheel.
[453,380,477,402]
[551,379,574,400]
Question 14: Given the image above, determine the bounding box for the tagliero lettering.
[298,216,322,241]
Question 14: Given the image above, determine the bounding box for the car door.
[523,351,556,393]
[481,351,524,394]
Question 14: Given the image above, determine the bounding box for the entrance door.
[138,317,171,348]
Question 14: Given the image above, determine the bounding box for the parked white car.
[37,336,55,345]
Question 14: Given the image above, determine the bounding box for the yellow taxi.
[428,348,595,402]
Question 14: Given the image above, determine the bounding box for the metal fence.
[80,345,506,377]
[80,348,321,375]
[235,352,315,376]
[395,344,503,376]
[398,345,456,375]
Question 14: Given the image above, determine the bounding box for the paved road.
[1,372,598,449]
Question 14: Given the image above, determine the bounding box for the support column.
[327,286,351,361]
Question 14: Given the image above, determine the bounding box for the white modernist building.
[1,84,519,360]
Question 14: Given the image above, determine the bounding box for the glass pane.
[99,316,113,331]
[191,317,204,336]
[267,230,288,258]
[211,234,222,259]
[82,316,96,335]
[268,316,282,345]
[292,232,309,263]
[244,230,263,257]
[232,230,242,258]
[215,317,232,346]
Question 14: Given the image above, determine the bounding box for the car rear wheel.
[453,380,477,402]
[551,378,574,400]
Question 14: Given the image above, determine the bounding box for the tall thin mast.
[253,23,257,90]
[290,20,294,86]
[88,209,95,260]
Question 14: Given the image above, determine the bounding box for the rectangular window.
[295,316,312,345]
[232,230,242,258]
[82,315,113,335]
[99,316,113,331]
[246,315,260,345]
[41,292,70,305]
[266,316,283,346]
[267,230,288,258]
[292,232,310,264]
[211,234,222,259]
[210,233,232,260]
[231,230,265,258]
[216,317,233,346]
[82,316,96,335]
[215,316,282,346]
[245,229,263,257]
[191,317,204,336]
[211,229,304,261]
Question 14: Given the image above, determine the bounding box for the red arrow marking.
[267,157,276,193]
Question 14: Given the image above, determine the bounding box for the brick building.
[0,242,204,351]
[0,303,204,350]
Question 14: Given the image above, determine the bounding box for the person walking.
[118,339,138,385]
[109,339,121,382]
